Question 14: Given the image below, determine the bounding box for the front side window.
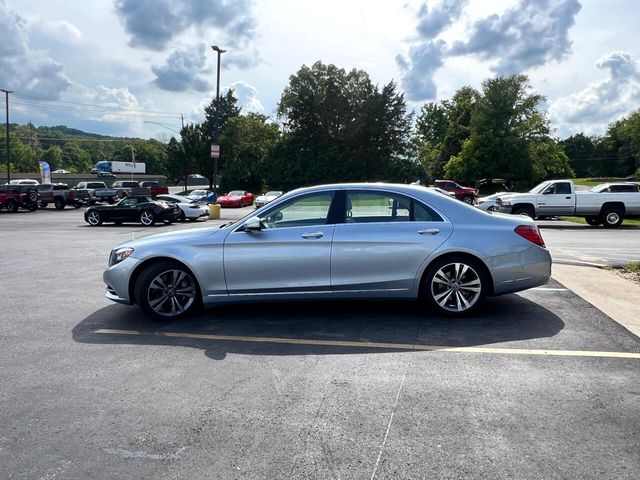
[119,198,138,206]
[261,193,333,229]
[555,183,572,194]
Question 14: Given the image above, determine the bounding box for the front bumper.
[103,256,141,305]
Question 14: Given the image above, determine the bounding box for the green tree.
[560,133,596,177]
[276,61,413,186]
[443,75,549,186]
[200,90,242,188]
[219,113,280,193]
[42,145,64,170]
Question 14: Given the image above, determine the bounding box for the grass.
[572,177,638,187]
[560,216,640,227]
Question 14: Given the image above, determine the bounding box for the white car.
[476,192,510,211]
[156,194,210,222]
[52,169,70,174]
[8,179,39,185]
[254,190,284,208]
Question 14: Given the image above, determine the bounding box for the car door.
[331,190,453,293]
[537,182,574,215]
[111,197,139,221]
[224,192,336,294]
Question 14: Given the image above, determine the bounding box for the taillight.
[514,225,546,247]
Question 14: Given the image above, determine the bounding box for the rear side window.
[345,191,442,223]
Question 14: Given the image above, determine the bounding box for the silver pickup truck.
[73,181,118,205]
[495,180,640,228]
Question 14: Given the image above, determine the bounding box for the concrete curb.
[552,264,640,338]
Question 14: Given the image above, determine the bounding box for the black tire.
[5,200,18,213]
[513,206,535,218]
[86,210,102,226]
[585,216,602,226]
[27,190,38,203]
[114,220,123,225]
[39,202,49,208]
[462,196,475,205]
[73,202,82,209]
[27,204,38,212]
[601,208,623,228]
[135,261,201,321]
[139,210,155,226]
[423,255,488,316]
[179,210,186,222]
[54,198,65,210]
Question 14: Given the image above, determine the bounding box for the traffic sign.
[210,144,220,159]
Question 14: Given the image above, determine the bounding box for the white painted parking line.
[94,329,640,360]
[531,287,567,292]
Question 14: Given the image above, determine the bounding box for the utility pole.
[211,45,226,196]
[181,114,184,129]
[1,89,12,184]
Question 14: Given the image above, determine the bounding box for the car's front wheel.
[423,256,487,316]
[585,215,602,226]
[135,262,201,321]
[139,210,155,226]
[86,210,102,226]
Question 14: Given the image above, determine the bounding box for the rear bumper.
[490,246,552,296]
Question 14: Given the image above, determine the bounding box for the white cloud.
[229,81,264,112]
[549,51,640,135]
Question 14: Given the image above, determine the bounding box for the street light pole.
[211,45,226,197]
[1,89,13,184]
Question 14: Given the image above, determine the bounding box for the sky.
[1,0,639,140]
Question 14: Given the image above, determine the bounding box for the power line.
[13,91,183,116]
[12,100,182,120]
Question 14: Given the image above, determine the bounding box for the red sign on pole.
[210,144,220,159]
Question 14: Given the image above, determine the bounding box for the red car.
[216,190,254,208]
[434,179,478,204]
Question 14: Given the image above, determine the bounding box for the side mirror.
[241,216,262,232]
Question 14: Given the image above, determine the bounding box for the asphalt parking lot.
[1,207,639,479]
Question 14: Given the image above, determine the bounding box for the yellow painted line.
[94,328,640,360]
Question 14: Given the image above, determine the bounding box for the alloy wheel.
[147,269,197,318]
[87,211,101,225]
[430,262,482,313]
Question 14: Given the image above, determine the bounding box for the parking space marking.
[94,329,640,359]
[531,287,567,292]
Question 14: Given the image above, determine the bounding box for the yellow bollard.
[208,203,220,219]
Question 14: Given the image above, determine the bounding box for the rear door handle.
[418,228,440,235]
[301,231,324,239]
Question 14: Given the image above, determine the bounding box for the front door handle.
[418,228,440,235]
[565,196,571,199]
[301,231,324,239]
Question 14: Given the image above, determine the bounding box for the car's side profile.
[84,195,181,226]
[156,194,210,221]
[103,183,551,321]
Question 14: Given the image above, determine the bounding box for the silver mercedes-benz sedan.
[103,183,551,321]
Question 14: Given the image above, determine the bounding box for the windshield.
[266,191,283,196]
[590,184,607,193]
[228,190,245,196]
[529,181,551,194]
[191,190,207,196]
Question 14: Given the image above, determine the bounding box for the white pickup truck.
[495,179,640,228]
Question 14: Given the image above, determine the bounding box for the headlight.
[109,247,134,266]
[502,201,511,207]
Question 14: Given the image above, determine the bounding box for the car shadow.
[72,295,565,361]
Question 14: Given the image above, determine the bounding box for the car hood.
[218,195,241,200]
[118,226,225,251]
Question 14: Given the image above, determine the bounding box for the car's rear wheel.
[135,262,200,321]
[462,195,474,205]
[86,210,102,226]
[601,208,623,228]
[39,202,48,208]
[423,256,487,316]
[179,210,186,222]
[139,210,155,226]
[54,198,65,210]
